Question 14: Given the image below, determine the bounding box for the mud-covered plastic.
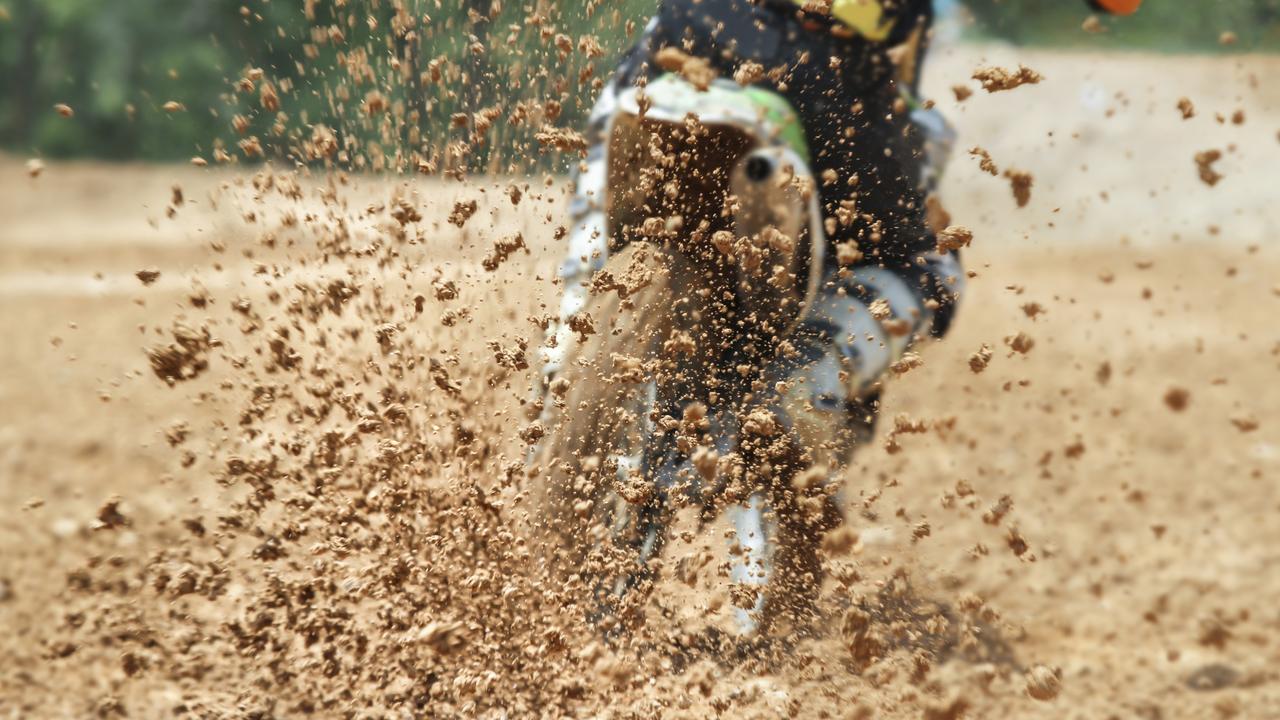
[538,73,832,636]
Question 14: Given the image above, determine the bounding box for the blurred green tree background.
[963,0,1280,49]
[1,0,1276,164]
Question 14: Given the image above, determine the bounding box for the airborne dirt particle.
[1006,525,1031,557]
[970,146,998,176]
[482,233,528,271]
[654,46,716,91]
[1004,332,1034,355]
[92,497,130,530]
[968,344,993,373]
[1195,149,1223,186]
[889,351,923,377]
[146,323,214,385]
[1020,302,1045,320]
[448,199,479,228]
[836,240,863,266]
[1004,169,1033,207]
[534,125,589,154]
[972,64,1043,93]
[1163,387,1190,412]
[1025,664,1063,701]
[1095,361,1112,386]
[567,311,597,341]
[936,225,973,253]
[733,60,764,86]
[433,277,459,301]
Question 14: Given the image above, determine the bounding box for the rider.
[548,0,1139,464]
[542,0,1141,625]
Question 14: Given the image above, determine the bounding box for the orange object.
[1095,0,1141,15]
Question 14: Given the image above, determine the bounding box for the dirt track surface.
[3,48,1280,718]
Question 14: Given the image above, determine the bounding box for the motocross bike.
[536,74,847,636]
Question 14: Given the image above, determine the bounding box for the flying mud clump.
[146,322,215,385]
[1195,149,1224,186]
[972,64,1043,93]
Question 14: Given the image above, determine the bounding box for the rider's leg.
[732,251,956,632]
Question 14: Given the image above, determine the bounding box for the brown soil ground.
[2,49,1279,718]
